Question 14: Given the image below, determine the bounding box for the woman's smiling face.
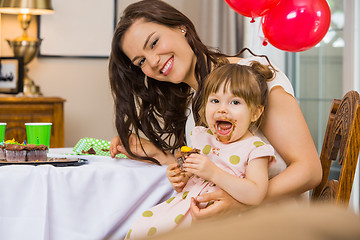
[121,19,198,89]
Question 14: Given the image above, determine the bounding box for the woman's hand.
[183,154,218,181]
[110,135,123,158]
[110,134,175,165]
[166,163,192,192]
[190,188,247,220]
[110,134,155,159]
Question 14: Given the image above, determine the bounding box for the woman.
[109,0,321,219]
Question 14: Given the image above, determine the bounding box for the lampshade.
[0,0,54,15]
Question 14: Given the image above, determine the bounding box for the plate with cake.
[0,143,87,167]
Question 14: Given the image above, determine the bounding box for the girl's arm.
[184,154,269,206]
[212,157,269,205]
[261,87,322,201]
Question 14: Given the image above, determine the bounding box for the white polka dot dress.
[126,126,281,239]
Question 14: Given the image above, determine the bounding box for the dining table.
[0,148,175,240]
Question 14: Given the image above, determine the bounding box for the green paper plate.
[73,137,127,158]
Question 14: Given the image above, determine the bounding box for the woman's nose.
[148,54,160,68]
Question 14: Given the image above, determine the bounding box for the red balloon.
[225,0,281,22]
[261,0,331,52]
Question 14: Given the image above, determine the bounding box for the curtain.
[195,0,244,55]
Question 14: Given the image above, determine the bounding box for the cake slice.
[175,146,200,171]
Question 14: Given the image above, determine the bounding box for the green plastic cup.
[0,123,6,143]
[25,123,52,149]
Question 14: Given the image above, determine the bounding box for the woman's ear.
[178,25,187,34]
[251,105,264,122]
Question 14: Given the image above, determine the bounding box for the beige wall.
[0,0,204,147]
[1,14,115,147]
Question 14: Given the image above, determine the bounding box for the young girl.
[125,62,285,239]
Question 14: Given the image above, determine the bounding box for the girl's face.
[121,19,198,90]
[205,82,261,144]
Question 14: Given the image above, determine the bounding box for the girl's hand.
[183,154,218,181]
[190,189,248,220]
[166,163,192,192]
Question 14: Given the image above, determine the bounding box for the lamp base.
[7,39,43,97]
[7,39,41,65]
[23,68,42,97]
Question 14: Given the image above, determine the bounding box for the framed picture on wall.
[38,0,117,58]
[0,57,24,94]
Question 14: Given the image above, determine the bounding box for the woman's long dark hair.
[109,0,225,164]
[109,0,269,164]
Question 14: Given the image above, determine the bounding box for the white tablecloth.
[0,148,175,240]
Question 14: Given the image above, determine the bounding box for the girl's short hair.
[199,62,275,126]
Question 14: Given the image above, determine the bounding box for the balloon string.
[249,20,257,52]
[257,18,267,48]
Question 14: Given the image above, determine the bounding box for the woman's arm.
[261,86,322,201]
[110,134,176,165]
[229,56,321,198]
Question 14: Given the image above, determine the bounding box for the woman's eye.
[151,39,159,49]
[138,58,146,67]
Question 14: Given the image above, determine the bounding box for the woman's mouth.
[160,57,174,76]
[215,120,233,136]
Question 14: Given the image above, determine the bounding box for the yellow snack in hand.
[180,146,192,152]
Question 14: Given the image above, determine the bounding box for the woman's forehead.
[121,20,168,56]
[121,20,153,56]
[126,19,168,37]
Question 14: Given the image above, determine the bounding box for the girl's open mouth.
[215,120,233,136]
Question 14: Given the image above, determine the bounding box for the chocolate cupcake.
[0,144,6,160]
[5,144,26,162]
[25,144,48,162]
[175,146,200,171]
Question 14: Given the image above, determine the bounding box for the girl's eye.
[231,100,240,105]
[151,39,159,49]
[210,99,219,104]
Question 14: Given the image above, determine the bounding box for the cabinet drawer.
[0,97,65,147]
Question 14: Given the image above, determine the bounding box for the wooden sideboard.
[0,97,66,148]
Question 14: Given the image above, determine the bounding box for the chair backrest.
[312,90,360,206]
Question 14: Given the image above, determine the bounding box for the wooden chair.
[312,90,360,206]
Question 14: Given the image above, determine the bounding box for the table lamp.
[0,0,54,96]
